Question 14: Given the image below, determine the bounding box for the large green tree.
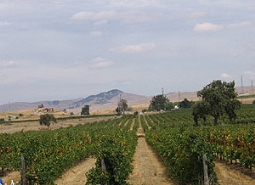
[149,94,169,111]
[39,114,57,129]
[193,80,241,125]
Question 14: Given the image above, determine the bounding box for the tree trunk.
[214,117,218,126]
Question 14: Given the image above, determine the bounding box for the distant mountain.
[0,89,151,113]
[72,89,123,108]
[1,86,252,113]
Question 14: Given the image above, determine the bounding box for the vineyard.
[1,104,255,184]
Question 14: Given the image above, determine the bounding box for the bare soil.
[0,116,115,134]
[54,158,96,185]
[215,161,255,185]
[2,171,20,185]
[128,119,175,185]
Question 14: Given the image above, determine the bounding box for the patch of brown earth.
[128,118,175,185]
[54,158,96,185]
[2,171,21,185]
[215,161,255,185]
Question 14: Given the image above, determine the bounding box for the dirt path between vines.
[54,157,96,185]
[128,118,175,185]
[215,161,255,185]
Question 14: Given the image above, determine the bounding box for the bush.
[0,118,4,124]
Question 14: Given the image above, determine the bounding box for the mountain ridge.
[0,86,253,113]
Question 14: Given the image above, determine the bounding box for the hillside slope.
[1,86,252,113]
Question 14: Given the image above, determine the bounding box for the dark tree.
[38,104,44,108]
[194,80,241,125]
[179,98,193,108]
[39,114,57,129]
[192,101,209,126]
[81,105,90,115]
[149,94,169,111]
[116,99,128,115]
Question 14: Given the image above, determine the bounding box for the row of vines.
[143,104,255,185]
[1,104,255,185]
[0,115,138,185]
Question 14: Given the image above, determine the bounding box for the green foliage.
[149,94,169,111]
[81,105,90,115]
[192,101,209,126]
[86,133,136,185]
[165,101,174,110]
[146,125,217,185]
[195,80,241,125]
[179,98,193,109]
[39,114,57,128]
[1,115,136,185]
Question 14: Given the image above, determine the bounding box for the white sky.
[1,0,255,104]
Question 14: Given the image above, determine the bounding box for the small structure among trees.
[81,105,90,115]
[193,80,241,126]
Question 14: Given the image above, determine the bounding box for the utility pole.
[241,76,244,94]
[251,80,254,94]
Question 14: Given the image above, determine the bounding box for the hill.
[1,86,253,114]
[0,89,152,114]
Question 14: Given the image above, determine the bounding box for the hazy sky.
[1,0,255,104]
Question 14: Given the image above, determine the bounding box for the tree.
[194,80,241,125]
[116,99,128,115]
[165,101,174,110]
[38,104,44,108]
[192,101,209,126]
[149,94,169,111]
[81,105,90,115]
[179,98,193,109]
[39,114,57,129]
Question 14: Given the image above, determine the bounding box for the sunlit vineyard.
[1,104,255,185]
[0,115,138,185]
[143,104,255,184]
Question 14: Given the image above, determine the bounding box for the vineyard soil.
[0,116,115,134]
[54,157,96,185]
[128,123,175,185]
[2,171,20,184]
[215,161,255,185]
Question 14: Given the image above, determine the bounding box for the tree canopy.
[149,94,169,111]
[193,80,241,125]
[179,98,193,109]
[39,114,57,128]
[81,105,90,115]
[116,99,128,115]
